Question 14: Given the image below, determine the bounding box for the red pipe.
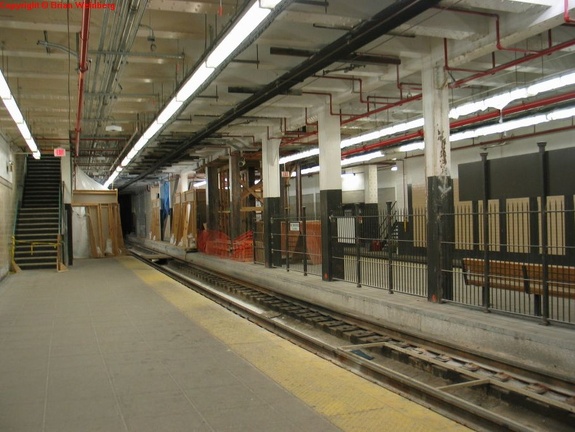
[74,1,91,157]
[437,6,539,54]
[341,90,575,157]
[341,93,422,125]
[279,31,575,151]
[449,37,575,89]
[566,0,575,24]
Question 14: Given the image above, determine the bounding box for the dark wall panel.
[458,147,575,201]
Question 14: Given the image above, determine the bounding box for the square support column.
[262,134,282,268]
[229,152,241,240]
[423,43,454,302]
[318,104,343,281]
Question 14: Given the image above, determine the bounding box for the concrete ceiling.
[0,0,573,189]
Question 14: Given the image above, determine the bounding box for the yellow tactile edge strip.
[120,256,470,432]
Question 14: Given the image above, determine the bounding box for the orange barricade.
[199,230,253,261]
[231,231,253,262]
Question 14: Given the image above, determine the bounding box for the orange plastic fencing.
[199,230,253,262]
[231,231,253,262]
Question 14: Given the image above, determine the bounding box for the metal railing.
[330,207,427,296]
[442,200,575,325]
[268,208,322,277]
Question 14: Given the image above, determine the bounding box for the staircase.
[13,156,62,270]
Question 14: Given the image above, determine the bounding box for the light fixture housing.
[0,69,40,157]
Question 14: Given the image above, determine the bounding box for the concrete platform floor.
[0,256,469,432]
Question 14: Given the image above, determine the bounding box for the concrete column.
[423,41,454,302]
[318,103,343,281]
[206,166,219,231]
[179,171,194,193]
[229,152,241,239]
[262,134,281,267]
[364,164,378,204]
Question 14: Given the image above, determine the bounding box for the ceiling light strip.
[105,0,285,188]
[0,70,40,159]
[399,105,575,152]
[281,70,575,165]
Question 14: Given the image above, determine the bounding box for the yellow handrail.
[11,236,61,257]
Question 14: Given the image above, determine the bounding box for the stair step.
[16,262,56,270]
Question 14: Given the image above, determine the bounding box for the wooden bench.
[462,258,575,314]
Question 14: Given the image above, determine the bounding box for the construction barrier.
[199,230,254,262]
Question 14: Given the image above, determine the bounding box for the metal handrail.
[11,156,27,263]
[11,236,61,256]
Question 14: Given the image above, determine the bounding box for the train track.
[129,245,575,432]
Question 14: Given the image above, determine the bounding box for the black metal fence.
[330,206,428,297]
[255,197,574,325]
[443,198,575,325]
[268,209,323,277]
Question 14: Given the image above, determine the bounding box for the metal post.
[302,206,308,276]
[386,201,394,294]
[285,208,290,272]
[538,142,550,325]
[355,204,361,288]
[481,152,490,312]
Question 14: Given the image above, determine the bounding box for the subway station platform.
[137,237,575,385]
[0,256,469,432]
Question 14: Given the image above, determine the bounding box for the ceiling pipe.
[341,90,575,157]
[74,0,91,157]
[435,6,541,54]
[448,36,575,89]
[565,0,575,24]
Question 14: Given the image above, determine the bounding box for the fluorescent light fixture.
[2,97,25,123]
[104,0,285,187]
[157,99,183,124]
[341,118,424,148]
[282,70,575,163]
[450,71,575,119]
[25,137,39,153]
[133,137,148,151]
[399,141,425,152]
[301,166,320,175]
[193,180,207,188]
[176,63,215,102]
[401,104,575,153]
[341,151,383,166]
[546,106,575,121]
[142,121,163,140]
[121,155,131,167]
[206,2,272,68]
[104,171,120,188]
[0,75,10,99]
[279,148,320,164]
[451,114,548,142]
[0,69,40,157]
[259,0,282,8]
[391,165,398,171]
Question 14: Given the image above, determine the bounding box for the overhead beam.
[270,46,401,65]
